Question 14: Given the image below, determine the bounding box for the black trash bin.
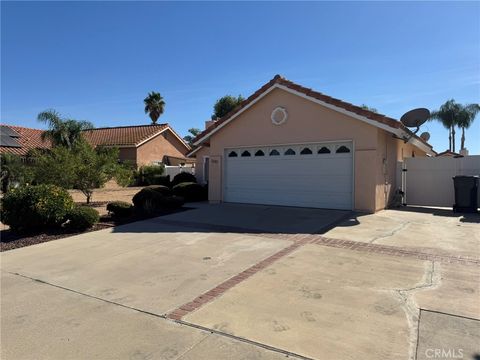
[453,175,479,213]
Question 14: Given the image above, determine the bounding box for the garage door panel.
[227,163,351,177]
[226,175,352,189]
[225,189,352,210]
[224,142,353,210]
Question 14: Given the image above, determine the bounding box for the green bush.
[146,185,172,196]
[132,188,184,215]
[106,201,133,218]
[171,172,196,187]
[137,165,167,186]
[66,206,100,231]
[114,164,135,187]
[1,184,74,232]
[172,182,208,202]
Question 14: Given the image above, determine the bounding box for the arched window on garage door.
[284,148,296,156]
[269,149,280,156]
[228,151,238,157]
[254,150,265,156]
[318,146,331,154]
[336,145,350,153]
[241,150,251,157]
[300,147,313,155]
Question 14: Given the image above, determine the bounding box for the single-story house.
[82,124,191,167]
[435,150,463,158]
[188,75,435,213]
[0,123,191,167]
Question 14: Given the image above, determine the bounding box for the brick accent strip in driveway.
[259,233,480,266]
[167,237,313,321]
[158,218,480,266]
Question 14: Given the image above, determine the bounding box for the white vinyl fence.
[164,166,195,179]
[400,155,480,207]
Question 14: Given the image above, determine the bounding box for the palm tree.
[457,103,480,150]
[37,109,93,149]
[429,99,462,152]
[144,92,165,125]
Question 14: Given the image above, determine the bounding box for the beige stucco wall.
[136,131,189,167]
[193,146,210,183]
[199,87,428,213]
[375,131,428,211]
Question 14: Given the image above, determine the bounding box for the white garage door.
[224,142,353,210]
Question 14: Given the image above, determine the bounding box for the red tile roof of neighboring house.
[82,124,171,147]
[0,125,51,156]
[0,123,190,157]
[435,150,463,157]
[192,74,434,150]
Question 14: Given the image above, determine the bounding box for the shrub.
[172,182,208,202]
[106,201,133,218]
[171,172,197,187]
[1,184,74,232]
[137,165,166,186]
[132,188,184,215]
[146,185,172,196]
[114,164,135,187]
[66,206,100,231]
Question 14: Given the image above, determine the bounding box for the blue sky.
[2,1,479,153]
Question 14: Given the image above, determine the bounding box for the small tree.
[183,128,201,146]
[33,141,132,203]
[144,92,165,125]
[212,95,244,119]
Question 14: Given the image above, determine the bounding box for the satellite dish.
[420,132,430,142]
[400,108,430,133]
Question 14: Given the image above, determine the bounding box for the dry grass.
[68,186,144,215]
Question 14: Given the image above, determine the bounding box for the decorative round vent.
[271,107,288,125]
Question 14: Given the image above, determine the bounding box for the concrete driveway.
[1,204,479,360]
[325,206,480,259]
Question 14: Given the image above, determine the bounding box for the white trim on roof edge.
[187,145,205,157]
[193,83,434,155]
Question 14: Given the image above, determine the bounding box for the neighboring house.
[0,125,50,157]
[82,124,191,167]
[435,150,463,158]
[188,75,435,213]
[0,123,191,167]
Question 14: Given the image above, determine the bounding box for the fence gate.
[400,155,480,207]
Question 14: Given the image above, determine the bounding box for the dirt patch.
[0,223,113,252]
[1,207,192,252]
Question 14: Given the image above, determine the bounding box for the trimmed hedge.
[145,185,172,196]
[171,172,197,187]
[172,182,208,202]
[1,184,74,232]
[66,206,100,231]
[132,188,184,215]
[137,165,169,186]
[106,201,133,218]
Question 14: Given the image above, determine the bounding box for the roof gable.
[192,75,434,154]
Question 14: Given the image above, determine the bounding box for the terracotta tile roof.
[82,124,170,147]
[1,123,190,156]
[436,150,462,157]
[193,74,434,150]
[0,125,51,156]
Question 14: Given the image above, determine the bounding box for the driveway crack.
[368,221,410,244]
[390,260,441,360]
